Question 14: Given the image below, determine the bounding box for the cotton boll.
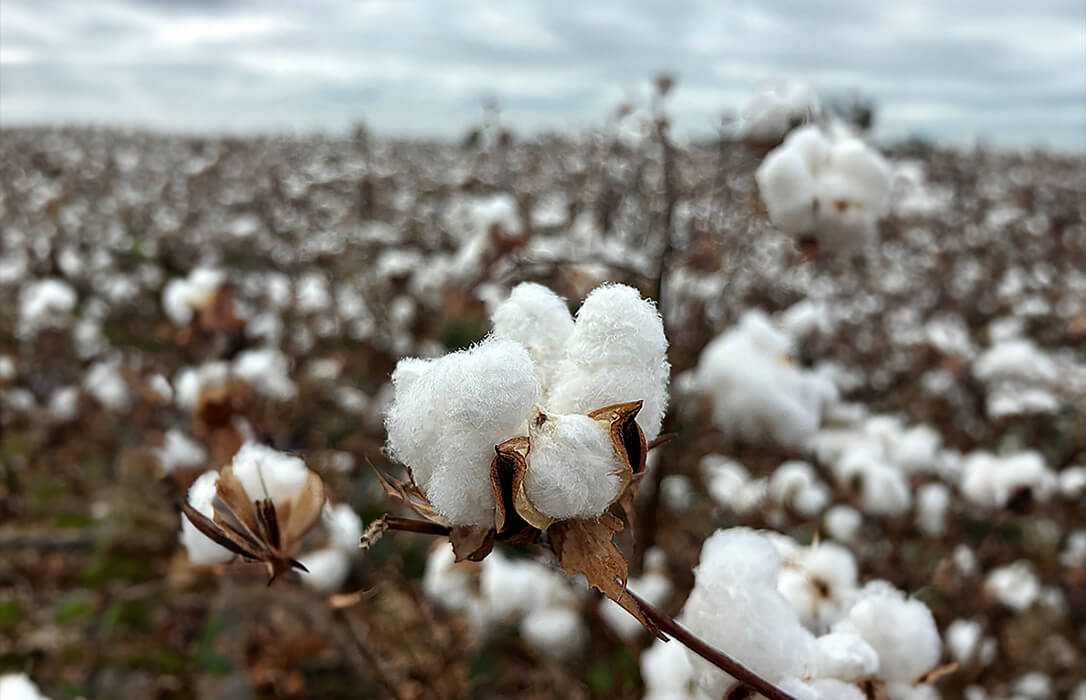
[174,362,231,410]
[491,282,574,387]
[835,581,940,682]
[776,677,824,700]
[519,606,587,660]
[19,277,77,335]
[233,347,296,401]
[323,503,363,552]
[885,683,940,700]
[810,679,865,700]
[824,505,863,543]
[524,411,623,520]
[84,360,131,412]
[162,267,224,326]
[0,356,15,382]
[230,442,311,507]
[756,144,818,234]
[835,449,912,517]
[180,470,233,564]
[641,637,700,700]
[1060,530,1086,568]
[743,81,820,142]
[48,386,79,423]
[154,429,207,473]
[812,633,879,681]
[547,284,669,440]
[423,543,479,613]
[916,483,951,537]
[984,561,1040,612]
[769,461,830,516]
[297,548,351,592]
[946,619,996,667]
[960,451,1056,509]
[385,337,540,526]
[0,673,50,700]
[681,528,815,696]
[1013,673,1052,700]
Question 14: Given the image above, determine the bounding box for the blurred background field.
[1,1,1085,699]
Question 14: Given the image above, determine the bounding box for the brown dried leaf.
[549,513,659,635]
[215,466,260,533]
[450,525,495,562]
[373,465,448,525]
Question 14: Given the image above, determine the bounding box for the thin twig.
[382,515,452,537]
[627,589,800,700]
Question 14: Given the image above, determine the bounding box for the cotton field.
[0,109,1084,700]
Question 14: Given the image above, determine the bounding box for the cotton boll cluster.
[161,267,226,326]
[660,528,943,699]
[959,451,1056,510]
[691,310,838,448]
[755,125,892,253]
[386,283,668,526]
[743,81,821,144]
[18,277,77,338]
[422,543,587,660]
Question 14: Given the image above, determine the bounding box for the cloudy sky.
[2,0,1084,149]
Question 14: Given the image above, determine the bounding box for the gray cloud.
[1,0,1083,149]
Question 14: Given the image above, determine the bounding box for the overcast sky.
[2,0,1084,149]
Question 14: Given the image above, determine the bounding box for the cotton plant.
[755,123,892,254]
[656,527,946,700]
[379,281,669,626]
[690,310,838,448]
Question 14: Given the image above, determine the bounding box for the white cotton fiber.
[233,347,297,401]
[154,429,207,473]
[834,581,940,682]
[297,548,351,592]
[385,336,540,526]
[960,450,1056,509]
[546,284,670,440]
[231,442,311,507]
[0,673,51,700]
[180,470,233,564]
[323,503,363,552]
[524,411,624,520]
[681,528,814,696]
[83,360,131,412]
[491,282,574,388]
[519,606,587,660]
[19,277,77,336]
[693,310,837,448]
[812,632,880,681]
[743,81,821,143]
[162,267,224,326]
[641,637,696,699]
[756,144,819,234]
[810,679,866,700]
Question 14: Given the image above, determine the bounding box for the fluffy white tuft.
[233,347,297,401]
[180,470,233,564]
[230,442,311,507]
[491,282,574,388]
[162,267,225,326]
[385,336,540,526]
[524,411,624,519]
[0,673,51,700]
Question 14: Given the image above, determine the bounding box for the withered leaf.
[373,465,448,525]
[279,471,325,552]
[450,525,495,562]
[549,513,660,636]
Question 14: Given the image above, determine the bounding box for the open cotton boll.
[491,282,574,387]
[974,339,1058,385]
[823,505,863,543]
[174,362,231,410]
[812,632,879,681]
[0,673,51,700]
[323,503,363,552]
[233,347,297,401]
[519,606,588,661]
[83,360,131,412]
[154,429,207,473]
[230,442,311,507]
[386,337,540,526]
[546,284,670,440]
[423,543,480,613]
[180,470,234,564]
[743,81,820,142]
[960,451,1056,509]
[162,267,224,326]
[48,386,79,423]
[946,619,996,667]
[756,143,818,234]
[834,449,912,517]
[19,277,77,336]
[641,637,699,700]
[834,581,940,683]
[984,561,1040,612]
[916,483,950,537]
[297,548,351,592]
[523,411,624,520]
[681,528,814,696]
